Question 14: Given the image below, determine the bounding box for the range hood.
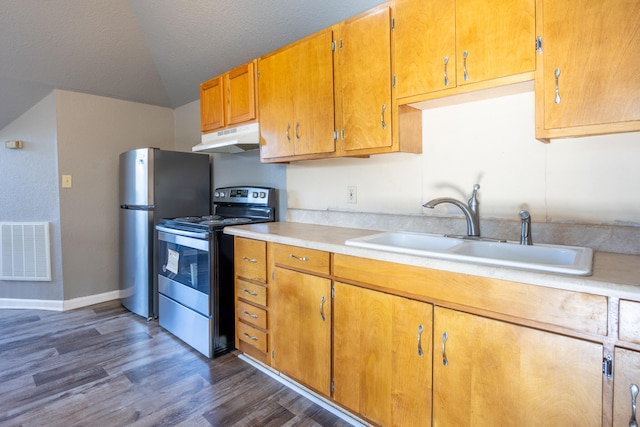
[192,122,260,154]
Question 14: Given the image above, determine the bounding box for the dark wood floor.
[0,301,352,427]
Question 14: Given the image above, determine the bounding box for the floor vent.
[0,222,51,281]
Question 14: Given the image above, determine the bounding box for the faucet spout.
[423,184,481,237]
[519,210,533,245]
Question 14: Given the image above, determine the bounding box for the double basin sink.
[345,231,593,275]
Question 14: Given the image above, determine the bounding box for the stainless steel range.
[155,186,276,358]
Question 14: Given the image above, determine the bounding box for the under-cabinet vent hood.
[192,122,260,154]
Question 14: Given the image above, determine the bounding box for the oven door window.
[158,236,210,296]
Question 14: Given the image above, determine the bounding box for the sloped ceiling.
[0,0,385,130]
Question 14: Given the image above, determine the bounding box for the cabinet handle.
[243,332,258,341]
[286,122,291,143]
[554,68,561,104]
[320,295,326,321]
[442,332,449,366]
[295,121,300,142]
[242,256,257,263]
[443,56,449,86]
[380,104,387,130]
[463,51,469,81]
[243,310,258,319]
[243,288,258,296]
[417,324,424,356]
[631,384,639,427]
[289,254,309,261]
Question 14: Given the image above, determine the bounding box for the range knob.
[259,192,266,198]
[252,192,258,198]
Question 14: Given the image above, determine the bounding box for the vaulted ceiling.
[0,0,385,130]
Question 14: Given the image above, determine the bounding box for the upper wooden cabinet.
[258,29,336,162]
[392,0,535,103]
[535,0,640,141]
[336,5,393,154]
[200,60,257,133]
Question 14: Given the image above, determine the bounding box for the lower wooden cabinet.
[333,281,433,426]
[433,307,603,426]
[270,267,332,395]
[613,348,640,427]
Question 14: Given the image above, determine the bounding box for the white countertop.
[225,222,640,300]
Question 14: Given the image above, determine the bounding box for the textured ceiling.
[0,0,385,130]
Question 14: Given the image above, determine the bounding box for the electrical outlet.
[347,186,357,204]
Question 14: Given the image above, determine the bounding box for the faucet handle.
[468,184,480,210]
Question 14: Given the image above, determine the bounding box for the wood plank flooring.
[0,301,351,427]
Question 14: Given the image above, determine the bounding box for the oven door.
[156,227,212,316]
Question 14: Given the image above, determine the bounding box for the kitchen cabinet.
[392,0,535,103]
[614,300,640,426]
[234,237,269,364]
[333,282,433,427]
[433,306,603,426]
[535,0,640,141]
[200,60,257,133]
[269,243,332,395]
[258,29,336,162]
[613,348,640,427]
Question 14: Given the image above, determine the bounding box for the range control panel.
[213,186,276,206]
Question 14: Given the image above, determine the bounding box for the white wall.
[287,91,640,226]
[56,90,175,300]
[0,92,64,301]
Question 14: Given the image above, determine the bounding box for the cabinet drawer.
[236,279,267,306]
[235,237,267,283]
[237,322,268,352]
[619,300,640,344]
[237,300,267,330]
[271,243,330,275]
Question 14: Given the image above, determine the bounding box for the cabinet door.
[225,61,256,126]
[456,0,535,85]
[270,267,331,395]
[200,76,225,132]
[538,0,640,136]
[392,0,456,99]
[333,282,432,426]
[258,48,295,159]
[433,307,602,426]
[292,29,335,156]
[614,348,640,427]
[339,5,392,152]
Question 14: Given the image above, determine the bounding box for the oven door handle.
[156,228,210,252]
[156,225,210,240]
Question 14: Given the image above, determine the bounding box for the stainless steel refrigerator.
[119,148,210,319]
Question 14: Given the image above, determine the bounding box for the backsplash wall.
[287,91,640,227]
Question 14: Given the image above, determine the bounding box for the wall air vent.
[0,222,51,281]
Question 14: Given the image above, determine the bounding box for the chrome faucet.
[519,210,533,245]
[423,184,481,237]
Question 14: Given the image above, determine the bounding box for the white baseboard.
[237,353,371,427]
[0,290,121,311]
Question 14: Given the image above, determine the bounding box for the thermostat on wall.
[5,140,24,149]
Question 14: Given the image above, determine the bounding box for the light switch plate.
[62,175,72,188]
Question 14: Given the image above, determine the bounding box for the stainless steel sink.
[345,231,593,275]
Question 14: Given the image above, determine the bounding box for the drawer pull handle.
[443,56,449,86]
[242,256,257,263]
[243,332,258,341]
[463,50,469,81]
[418,324,424,357]
[442,332,449,366]
[631,383,639,427]
[243,310,258,319]
[320,296,326,321]
[243,288,258,296]
[554,68,561,104]
[289,254,309,261]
